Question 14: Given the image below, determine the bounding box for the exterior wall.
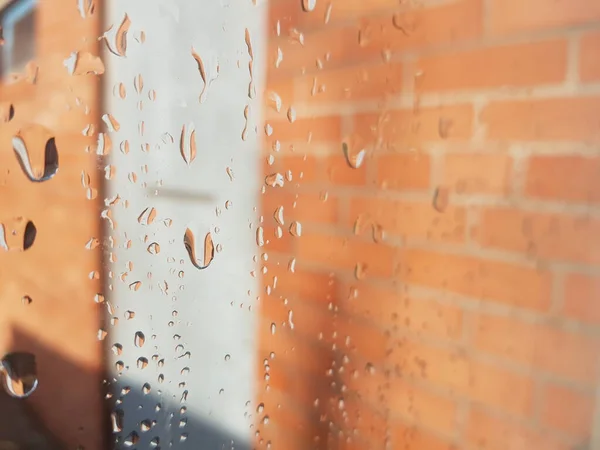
[0,0,103,448]
[257,1,600,449]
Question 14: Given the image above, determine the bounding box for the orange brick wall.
[257,0,600,449]
[0,1,103,448]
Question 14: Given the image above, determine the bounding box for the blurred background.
[0,0,600,449]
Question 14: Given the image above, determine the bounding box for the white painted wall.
[102,0,265,448]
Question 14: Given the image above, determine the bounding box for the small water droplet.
[12,125,59,182]
[179,123,197,165]
[142,383,151,394]
[354,263,367,280]
[265,173,284,187]
[102,113,121,132]
[129,281,142,291]
[111,344,122,355]
[224,354,231,362]
[289,221,302,237]
[110,410,123,433]
[433,187,449,213]
[273,206,285,226]
[137,357,148,370]
[287,107,296,123]
[192,48,220,103]
[101,14,131,57]
[21,295,32,305]
[134,331,145,348]
[123,431,139,447]
[302,0,317,12]
[184,228,214,270]
[138,207,157,225]
[342,141,365,169]
[147,242,160,254]
[267,91,282,112]
[270,323,276,335]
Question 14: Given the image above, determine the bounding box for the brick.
[258,317,331,376]
[489,0,600,35]
[269,0,405,31]
[336,316,390,363]
[340,282,464,340]
[262,293,334,344]
[416,40,567,92]
[262,356,329,412]
[442,152,513,195]
[266,115,342,143]
[325,155,367,186]
[297,232,397,278]
[262,191,338,226]
[268,0,482,77]
[331,396,387,448]
[564,273,600,324]
[261,223,295,254]
[263,264,337,304]
[349,197,466,242]
[294,61,403,103]
[388,339,534,416]
[391,421,456,450]
[376,153,431,191]
[398,249,552,311]
[466,407,569,450]
[354,0,483,59]
[269,154,319,184]
[525,155,600,202]
[482,97,600,141]
[541,384,595,439]
[388,377,458,435]
[473,313,600,384]
[475,208,600,264]
[580,31,600,82]
[358,104,474,146]
[267,26,356,78]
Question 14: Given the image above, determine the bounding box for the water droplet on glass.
[110,410,123,433]
[21,295,32,306]
[123,431,139,447]
[142,383,151,394]
[265,173,284,187]
[289,221,302,237]
[129,281,142,291]
[354,263,368,280]
[273,206,284,226]
[101,14,131,57]
[302,0,316,12]
[115,361,124,372]
[111,344,122,355]
[342,141,365,169]
[134,331,145,348]
[12,125,59,182]
[147,242,160,254]
[270,323,276,335]
[179,122,197,165]
[267,91,282,112]
[0,102,14,123]
[138,207,157,225]
[77,0,95,18]
[289,28,304,45]
[256,227,265,247]
[191,48,220,103]
[0,219,37,252]
[287,107,296,123]
[97,329,107,341]
[184,228,214,270]
[102,113,121,132]
[137,357,148,370]
[433,186,449,213]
